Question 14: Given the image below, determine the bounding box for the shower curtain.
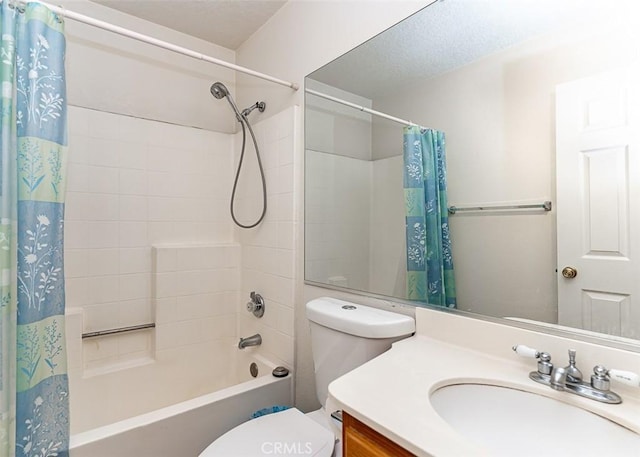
[403,126,456,308]
[0,2,69,456]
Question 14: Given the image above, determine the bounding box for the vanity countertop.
[327,308,640,457]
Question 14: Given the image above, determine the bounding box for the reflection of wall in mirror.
[305,80,410,298]
[305,80,372,292]
[372,21,635,323]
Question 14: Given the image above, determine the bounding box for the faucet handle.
[591,365,610,391]
[513,345,553,375]
[592,365,640,390]
[608,369,640,388]
[512,344,539,358]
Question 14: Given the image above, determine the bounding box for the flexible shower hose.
[230,114,267,229]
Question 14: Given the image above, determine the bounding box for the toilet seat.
[199,408,336,457]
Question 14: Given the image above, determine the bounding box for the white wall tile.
[118,142,147,170]
[87,194,119,221]
[119,248,151,274]
[117,332,150,355]
[67,164,90,192]
[118,116,150,144]
[148,146,179,172]
[155,297,177,324]
[88,276,120,305]
[66,277,90,307]
[119,222,148,247]
[65,249,89,278]
[83,302,120,332]
[64,221,90,250]
[119,274,150,301]
[88,138,121,168]
[234,107,297,366]
[148,222,175,244]
[65,192,93,221]
[88,222,119,248]
[277,222,295,250]
[88,249,119,277]
[65,107,297,399]
[68,107,89,137]
[88,166,119,194]
[68,135,91,165]
[118,299,152,325]
[119,169,147,196]
[119,196,148,221]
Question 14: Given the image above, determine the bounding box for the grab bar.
[82,323,156,339]
[448,200,552,215]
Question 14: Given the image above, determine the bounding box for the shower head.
[210,81,230,100]
[210,81,243,122]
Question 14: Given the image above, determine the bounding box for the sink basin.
[430,384,639,456]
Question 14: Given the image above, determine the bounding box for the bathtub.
[69,354,293,457]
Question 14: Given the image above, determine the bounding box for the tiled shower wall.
[64,105,297,431]
[235,106,298,368]
[64,105,234,373]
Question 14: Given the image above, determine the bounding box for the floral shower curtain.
[0,2,69,456]
[403,126,456,307]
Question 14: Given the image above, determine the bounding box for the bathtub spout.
[238,333,262,349]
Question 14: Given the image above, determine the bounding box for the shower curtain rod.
[305,88,420,128]
[31,0,298,91]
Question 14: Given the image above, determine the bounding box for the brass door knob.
[562,266,578,279]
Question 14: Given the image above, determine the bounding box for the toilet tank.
[306,297,415,408]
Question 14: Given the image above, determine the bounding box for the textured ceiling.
[92,0,287,49]
[309,0,610,98]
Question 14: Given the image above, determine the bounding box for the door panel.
[556,70,639,340]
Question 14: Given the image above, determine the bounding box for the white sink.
[430,384,640,457]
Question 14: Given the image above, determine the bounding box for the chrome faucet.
[549,366,567,391]
[512,345,640,404]
[238,333,262,349]
[549,349,582,391]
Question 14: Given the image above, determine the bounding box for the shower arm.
[241,102,266,118]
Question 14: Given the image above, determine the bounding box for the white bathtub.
[69,354,293,457]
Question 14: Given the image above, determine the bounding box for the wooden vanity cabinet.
[342,411,416,457]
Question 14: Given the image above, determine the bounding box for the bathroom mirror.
[304,0,640,346]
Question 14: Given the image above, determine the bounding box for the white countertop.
[327,309,640,457]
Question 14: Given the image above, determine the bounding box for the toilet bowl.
[199,408,336,457]
[199,297,415,456]
[199,407,340,457]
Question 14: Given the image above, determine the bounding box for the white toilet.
[199,297,415,457]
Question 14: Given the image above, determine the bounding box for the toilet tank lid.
[306,297,415,338]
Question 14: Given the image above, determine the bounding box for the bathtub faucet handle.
[246,292,265,318]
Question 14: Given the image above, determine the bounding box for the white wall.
[62,0,236,132]
[305,81,373,290]
[305,79,373,161]
[237,0,433,412]
[306,150,371,291]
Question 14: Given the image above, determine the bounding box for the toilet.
[199,297,415,457]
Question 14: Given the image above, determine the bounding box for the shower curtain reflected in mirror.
[403,127,456,307]
[0,2,70,455]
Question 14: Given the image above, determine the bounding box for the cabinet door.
[343,412,416,457]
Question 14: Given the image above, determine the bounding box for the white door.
[556,69,640,340]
